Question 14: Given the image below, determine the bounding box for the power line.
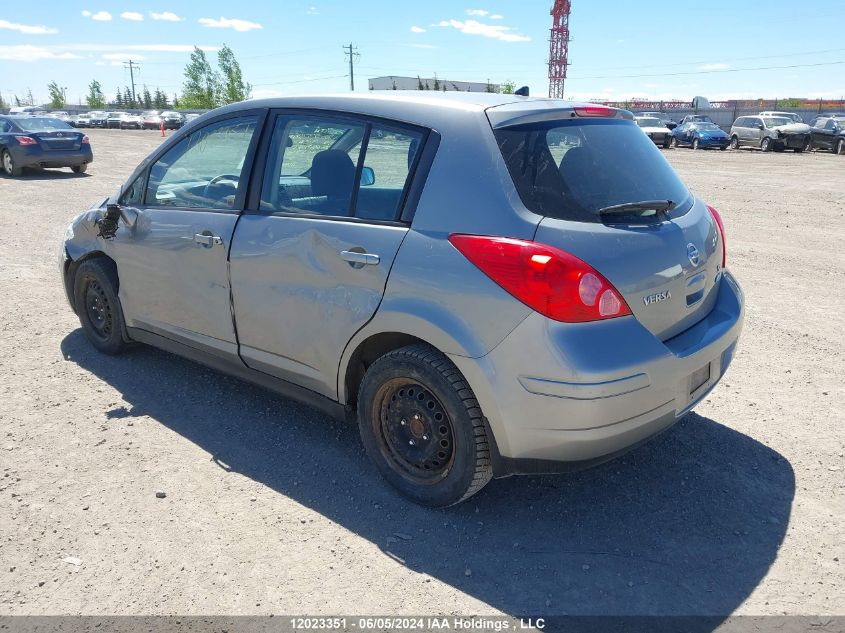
[343,43,359,91]
[570,59,845,80]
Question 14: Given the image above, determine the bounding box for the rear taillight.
[17,136,37,146]
[707,205,726,268]
[448,234,631,323]
[574,105,617,118]
[81,135,90,144]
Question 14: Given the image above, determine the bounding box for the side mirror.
[757,124,765,130]
[360,166,375,186]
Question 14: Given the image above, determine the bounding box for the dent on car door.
[230,112,428,399]
[111,112,263,359]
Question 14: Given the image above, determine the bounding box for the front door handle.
[194,233,223,247]
[340,250,380,267]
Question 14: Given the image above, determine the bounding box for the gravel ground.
[0,129,842,617]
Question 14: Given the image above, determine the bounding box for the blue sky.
[1,1,844,106]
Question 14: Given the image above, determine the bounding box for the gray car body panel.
[62,91,744,468]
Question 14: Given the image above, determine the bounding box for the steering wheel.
[203,174,240,200]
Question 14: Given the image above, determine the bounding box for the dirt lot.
[0,129,842,617]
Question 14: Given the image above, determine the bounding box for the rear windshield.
[17,117,73,132]
[494,118,691,223]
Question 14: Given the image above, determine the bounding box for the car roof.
[211,91,622,130]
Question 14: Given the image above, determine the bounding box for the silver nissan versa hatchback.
[61,93,744,506]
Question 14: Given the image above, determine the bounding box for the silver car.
[729,115,812,152]
[60,93,744,506]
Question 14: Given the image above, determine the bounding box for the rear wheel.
[357,344,493,507]
[730,136,740,150]
[72,164,87,174]
[668,136,677,148]
[2,149,22,176]
[73,258,129,355]
[662,135,672,149]
[761,137,772,152]
[692,138,700,150]
[835,139,844,155]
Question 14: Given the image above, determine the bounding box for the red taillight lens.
[574,105,617,118]
[707,205,726,269]
[81,135,90,144]
[17,136,37,146]
[448,234,631,323]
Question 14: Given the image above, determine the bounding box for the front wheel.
[357,344,493,507]
[2,149,23,176]
[835,139,844,155]
[662,135,672,149]
[730,136,740,150]
[692,138,700,150]
[668,136,677,148]
[73,258,130,355]
[761,137,772,152]
[72,164,87,174]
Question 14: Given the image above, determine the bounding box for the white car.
[758,111,803,124]
[119,114,144,130]
[635,116,673,148]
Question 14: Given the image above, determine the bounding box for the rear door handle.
[194,233,223,247]
[340,250,380,266]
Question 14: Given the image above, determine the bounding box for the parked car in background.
[120,114,144,130]
[729,115,812,152]
[160,111,185,129]
[184,113,202,124]
[808,116,845,154]
[671,121,730,150]
[141,111,162,130]
[50,111,71,123]
[0,115,92,176]
[88,111,109,128]
[60,93,742,506]
[635,116,672,148]
[638,111,678,129]
[679,114,713,125]
[65,115,80,128]
[107,112,129,129]
[758,111,803,124]
[8,106,47,116]
[75,113,92,128]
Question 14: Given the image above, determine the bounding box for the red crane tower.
[548,0,572,98]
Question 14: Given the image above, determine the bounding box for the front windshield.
[18,117,73,132]
[495,118,691,223]
[692,123,720,131]
[637,118,662,128]
[762,117,791,128]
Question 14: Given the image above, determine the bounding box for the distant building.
[368,76,500,93]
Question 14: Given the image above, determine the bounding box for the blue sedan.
[670,122,730,150]
[0,116,92,176]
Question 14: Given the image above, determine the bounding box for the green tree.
[114,89,123,107]
[433,74,440,91]
[142,85,153,109]
[153,88,169,109]
[86,80,106,108]
[0,93,7,110]
[123,87,134,109]
[173,94,180,109]
[499,80,515,95]
[180,46,219,109]
[217,44,251,104]
[417,76,424,90]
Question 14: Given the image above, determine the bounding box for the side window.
[261,115,366,216]
[0,120,9,133]
[355,125,424,222]
[145,115,258,209]
[825,119,836,130]
[120,174,145,206]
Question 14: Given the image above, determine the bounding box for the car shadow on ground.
[61,330,794,618]
[9,169,90,180]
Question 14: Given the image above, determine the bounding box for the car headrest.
[310,150,355,198]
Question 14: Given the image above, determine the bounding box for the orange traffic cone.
[160,121,165,137]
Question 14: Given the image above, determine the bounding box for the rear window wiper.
[597,199,675,217]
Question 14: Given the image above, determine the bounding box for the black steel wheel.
[73,258,130,355]
[357,344,493,506]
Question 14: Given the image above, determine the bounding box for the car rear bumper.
[449,271,744,472]
[11,145,93,169]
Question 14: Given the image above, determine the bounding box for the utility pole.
[343,43,359,91]
[123,59,140,105]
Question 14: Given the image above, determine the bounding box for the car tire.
[72,164,87,174]
[73,258,130,355]
[761,137,772,152]
[357,343,493,507]
[2,149,23,176]
[662,135,672,149]
[668,136,677,148]
[692,138,700,150]
[720,145,727,151]
[835,139,844,155]
[730,136,740,150]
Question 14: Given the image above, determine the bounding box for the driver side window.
[145,115,258,209]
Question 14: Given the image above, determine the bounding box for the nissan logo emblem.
[687,243,700,267]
